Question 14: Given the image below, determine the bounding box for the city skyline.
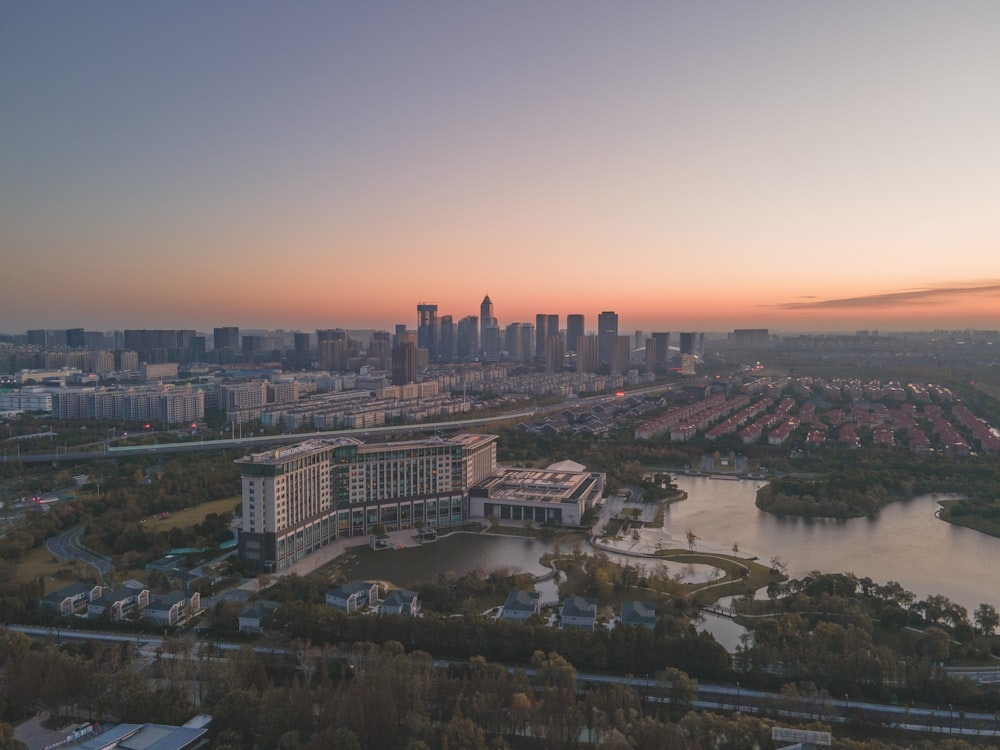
[3,3,1000,334]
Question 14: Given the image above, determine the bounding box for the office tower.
[214,327,240,365]
[480,295,496,350]
[732,329,770,347]
[610,335,631,375]
[566,314,584,353]
[652,332,671,371]
[644,337,656,374]
[535,314,548,362]
[679,332,696,356]
[535,314,559,362]
[578,334,599,373]
[214,326,240,350]
[65,328,86,349]
[293,332,311,369]
[438,315,454,363]
[242,335,266,362]
[189,336,206,362]
[394,324,408,348]
[634,330,644,350]
[391,340,417,385]
[417,303,438,359]
[504,324,524,362]
[597,311,618,370]
[27,329,47,347]
[481,324,501,363]
[545,333,565,373]
[236,433,498,572]
[456,315,478,361]
[547,314,559,345]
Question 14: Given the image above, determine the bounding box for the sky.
[3,1,1000,335]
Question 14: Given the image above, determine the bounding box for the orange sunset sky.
[2,3,999,335]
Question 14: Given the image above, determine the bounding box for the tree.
[685,530,699,551]
[975,603,1000,636]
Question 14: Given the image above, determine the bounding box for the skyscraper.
[479,295,496,352]
[439,315,454,363]
[652,332,671,371]
[417,303,438,360]
[597,311,619,371]
[566,314,584,354]
[391,339,417,386]
[456,315,478,361]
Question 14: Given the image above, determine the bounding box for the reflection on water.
[343,475,1000,648]
[668,475,1000,614]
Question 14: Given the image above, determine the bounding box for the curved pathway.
[46,526,113,584]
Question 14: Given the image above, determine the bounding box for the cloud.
[772,282,1000,311]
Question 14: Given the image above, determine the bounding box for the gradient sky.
[3,2,999,335]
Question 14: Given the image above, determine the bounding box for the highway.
[5,382,680,464]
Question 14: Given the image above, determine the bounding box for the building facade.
[236,433,498,572]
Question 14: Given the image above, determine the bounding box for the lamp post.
[950,704,954,734]
[736,681,740,713]
[844,693,849,724]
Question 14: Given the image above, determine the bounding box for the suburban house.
[38,582,103,617]
[620,600,657,629]
[500,590,541,621]
[88,585,150,621]
[238,601,280,634]
[380,589,421,616]
[325,581,380,613]
[145,590,201,627]
[560,595,598,630]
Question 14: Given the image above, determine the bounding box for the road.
[6,624,999,738]
[46,525,114,584]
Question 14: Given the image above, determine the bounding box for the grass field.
[19,545,97,594]
[142,496,240,530]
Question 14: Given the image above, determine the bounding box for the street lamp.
[736,681,740,713]
[844,693,849,724]
[950,704,954,734]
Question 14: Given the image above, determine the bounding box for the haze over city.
[3,2,999,334]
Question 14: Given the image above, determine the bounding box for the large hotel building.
[237,433,499,571]
[236,433,605,572]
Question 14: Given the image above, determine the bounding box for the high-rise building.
[535,314,559,362]
[545,333,565,374]
[578,334,599,373]
[597,311,619,370]
[417,303,438,359]
[293,332,311,370]
[368,330,391,370]
[566,314,585,353]
[214,326,240,350]
[438,315,454,363]
[610,335,631,375]
[479,295,496,352]
[481,325,501,363]
[236,433,499,571]
[456,316,478,361]
[679,332,697,356]
[644,337,656,374]
[391,340,417,386]
[65,328,86,349]
[652,332,671,371]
